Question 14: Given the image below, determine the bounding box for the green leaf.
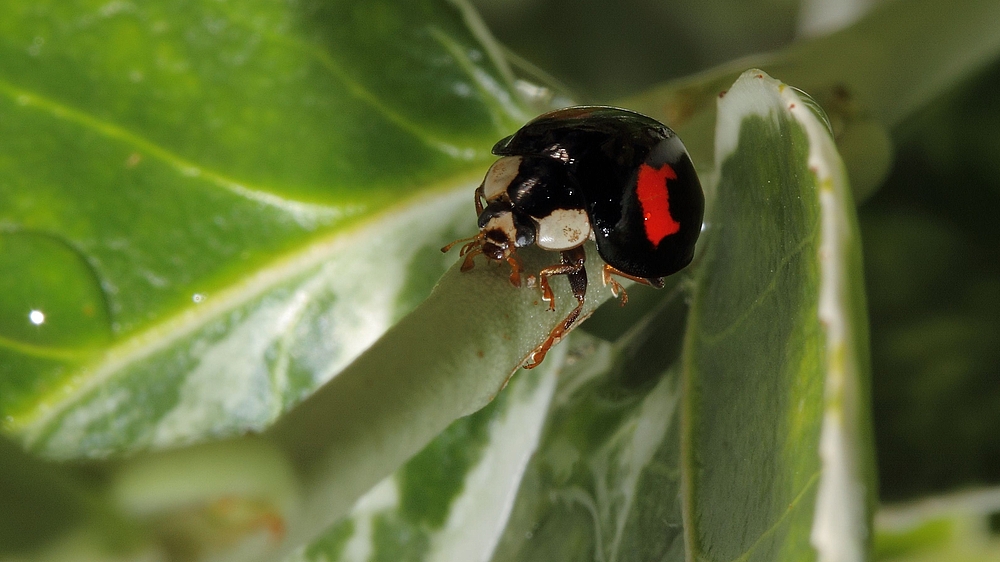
[0,0,525,457]
[488,328,689,562]
[681,70,874,562]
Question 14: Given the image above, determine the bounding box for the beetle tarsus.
[601,264,668,306]
[524,247,587,368]
[601,265,628,306]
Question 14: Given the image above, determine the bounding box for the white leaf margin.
[716,69,869,562]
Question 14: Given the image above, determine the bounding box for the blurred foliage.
[862,60,1000,501]
[471,0,802,99]
[873,487,1000,561]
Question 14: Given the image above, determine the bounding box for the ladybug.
[443,106,704,368]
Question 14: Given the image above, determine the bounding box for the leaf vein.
[0,78,345,224]
[727,470,821,562]
[700,228,818,345]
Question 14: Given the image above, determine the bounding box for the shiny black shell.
[493,106,704,279]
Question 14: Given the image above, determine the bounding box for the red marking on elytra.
[636,163,681,246]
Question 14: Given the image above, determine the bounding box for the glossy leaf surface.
[0,0,525,457]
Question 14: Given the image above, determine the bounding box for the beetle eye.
[482,241,505,260]
[513,214,536,247]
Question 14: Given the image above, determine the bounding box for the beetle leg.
[524,246,587,369]
[460,247,482,272]
[601,264,664,306]
[506,251,524,287]
[538,265,576,311]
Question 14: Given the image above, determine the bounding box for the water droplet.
[192,293,205,303]
[29,310,45,325]
[0,232,112,349]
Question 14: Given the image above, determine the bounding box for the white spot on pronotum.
[482,156,523,202]
[29,310,45,325]
[192,293,205,304]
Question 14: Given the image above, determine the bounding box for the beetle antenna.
[441,232,482,254]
